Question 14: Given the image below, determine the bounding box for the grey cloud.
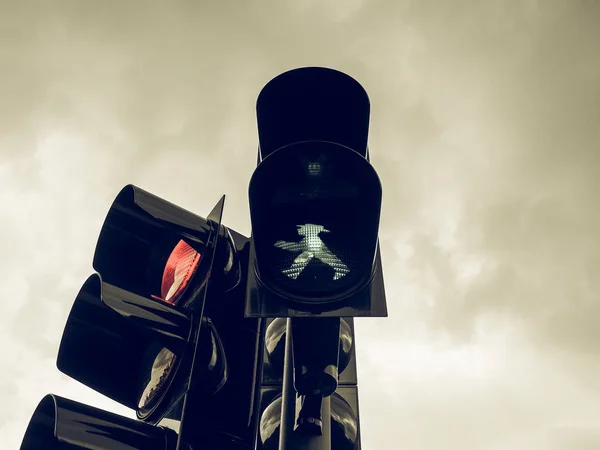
[2,1,599,449]
[547,426,600,450]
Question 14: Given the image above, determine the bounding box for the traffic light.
[17,66,387,450]
[247,67,385,450]
[20,185,264,449]
[257,318,361,449]
[245,67,387,318]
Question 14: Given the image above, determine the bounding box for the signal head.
[20,395,178,450]
[247,67,387,318]
[93,185,239,310]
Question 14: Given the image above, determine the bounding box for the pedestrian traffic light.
[245,67,387,318]
[257,317,361,449]
[19,185,264,449]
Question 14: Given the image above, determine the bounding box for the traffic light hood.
[20,394,177,450]
[256,67,370,161]
[57,274,195,417]
[93,185,240,308]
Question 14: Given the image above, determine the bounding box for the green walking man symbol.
[274,224,349,280]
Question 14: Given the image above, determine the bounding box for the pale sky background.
[1,1,599,449]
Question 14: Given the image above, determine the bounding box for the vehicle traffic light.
[20,186,264,449]
[245,67,387,318]
[20,394,179,450]
[257,318,361,449]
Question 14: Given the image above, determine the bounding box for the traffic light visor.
[57,274,193,416]
[256,67,370,160]
[93,185,216,307]
[20,394,176,450]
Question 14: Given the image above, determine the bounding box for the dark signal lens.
[331,393,358,448]
[338,318,353,373]
[259,395,282,450]
[159,240,201,304]
[138,346,178,414]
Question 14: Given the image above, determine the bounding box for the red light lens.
[159,240,201,304]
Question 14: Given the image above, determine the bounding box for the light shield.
[247,141,386,316]
[256,67,370,161]
[93,185,240,311]
[20,394,178,450]
[56,274,196,421]
[160,239,202,305]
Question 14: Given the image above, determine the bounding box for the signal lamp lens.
[331,393,358,446]
[338,318,353,373]
[259,395,282,450]
[265,318,287,370]
[138,347,177,413]
[160,240,201,304]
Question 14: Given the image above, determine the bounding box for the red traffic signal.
[93,185,240,310]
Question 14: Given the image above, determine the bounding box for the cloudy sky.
[1,1,599,448]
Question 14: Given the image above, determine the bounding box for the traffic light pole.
[279,318,331,450]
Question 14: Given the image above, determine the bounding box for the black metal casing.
[246,67,387,318]
[20,395,178,450]
[257,318,361,450]
[21,186,265,449]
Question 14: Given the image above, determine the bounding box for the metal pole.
[279,318,331,450]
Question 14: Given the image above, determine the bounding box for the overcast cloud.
[1,1,599,449]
